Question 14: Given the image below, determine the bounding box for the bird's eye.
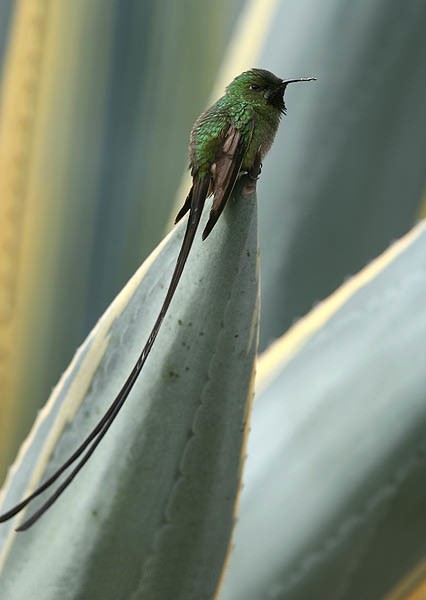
[249,83,261,91]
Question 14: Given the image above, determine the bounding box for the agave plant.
[1,0,426,598]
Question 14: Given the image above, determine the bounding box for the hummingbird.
[0,69,315,530]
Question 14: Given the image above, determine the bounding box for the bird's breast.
[242,114,280,170]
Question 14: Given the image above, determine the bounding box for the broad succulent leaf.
[0,185,259,600]
[220,222,426,600]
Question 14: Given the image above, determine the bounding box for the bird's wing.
[202,120,254,240]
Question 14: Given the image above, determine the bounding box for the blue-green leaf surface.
[0,184,259,600]
[220,223,426,600]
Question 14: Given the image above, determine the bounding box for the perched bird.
[0,69,315,530]
[176,68,315,239]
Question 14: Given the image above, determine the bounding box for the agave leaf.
[220,222,426,600]
[256,0,426,347]
[0,182,259,600]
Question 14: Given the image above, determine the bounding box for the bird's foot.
[241,154,262,196]
[247,162,262,181]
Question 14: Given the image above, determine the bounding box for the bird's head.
[226,68,316,114]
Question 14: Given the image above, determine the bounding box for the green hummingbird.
[0,69,315,530]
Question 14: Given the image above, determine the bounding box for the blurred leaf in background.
[252,0,426,348]
[220,222,426,600]
[0,0,244,483]
[0,0,14,82]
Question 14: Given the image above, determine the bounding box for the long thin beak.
[280,77,316,86]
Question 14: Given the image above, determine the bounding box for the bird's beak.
[268,77,316,109]
[280,77,316,87]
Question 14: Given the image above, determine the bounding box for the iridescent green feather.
[189,69,286,177]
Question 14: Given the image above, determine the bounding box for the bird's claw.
[248,160,262,181]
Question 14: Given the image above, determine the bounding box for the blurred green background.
[0,0,425,597]
[0,0,244,482]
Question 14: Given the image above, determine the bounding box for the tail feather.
[174,187,192,224]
